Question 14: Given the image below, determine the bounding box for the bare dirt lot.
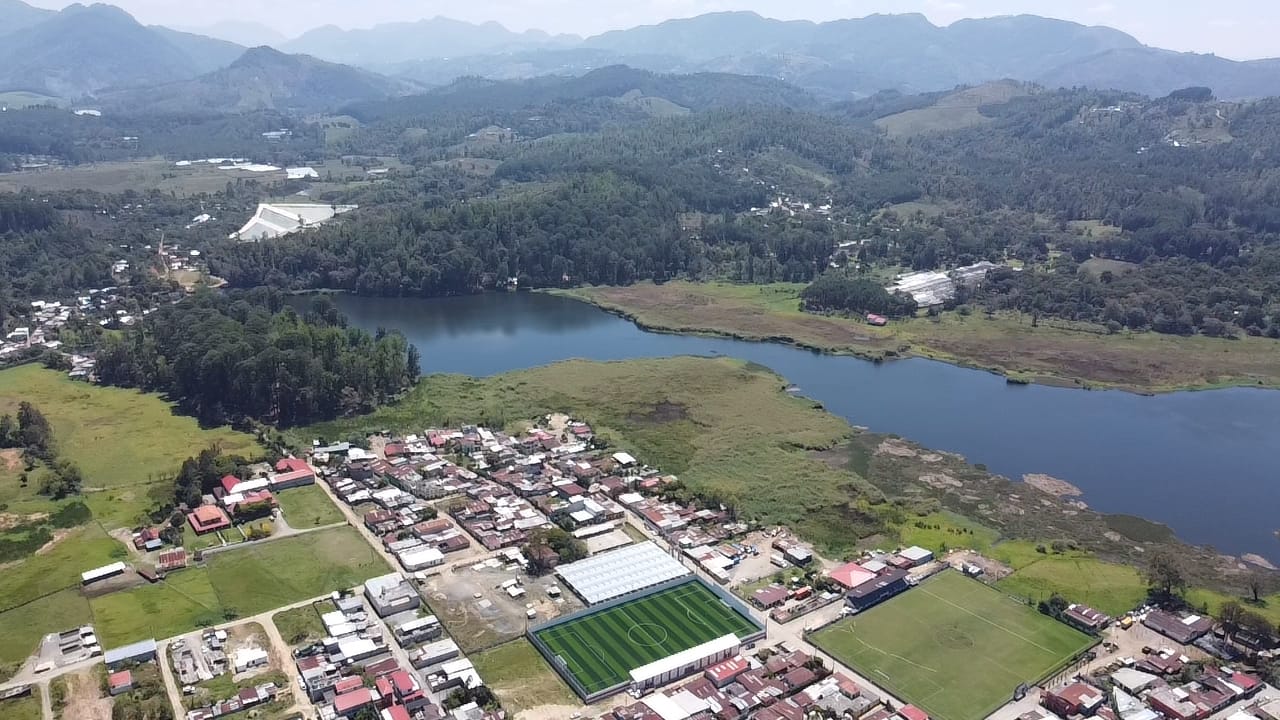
[419,561,583,653]
[58,668,112,720]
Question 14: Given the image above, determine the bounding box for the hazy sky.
[30,0,1280,60]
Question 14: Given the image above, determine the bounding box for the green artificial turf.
[534,580,761,696]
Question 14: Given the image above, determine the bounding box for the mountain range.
[3,1,1280,107]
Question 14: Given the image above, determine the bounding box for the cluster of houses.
[604,645,912,720]
[186,458,317,536]
[752,546,935,621]
[186,682,279,720]
[1039,662,1265,720]
[289,574,500,720]
[314,421,752,574]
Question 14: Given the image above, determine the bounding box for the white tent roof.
[556,541,690,604]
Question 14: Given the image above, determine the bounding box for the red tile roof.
[188,505,231,532]
[334,676,364,694]
[276,457,310,473]
[384,706,411,720]
[334,687,374,713]
[108,670,132,690]
[829,561,878,590]
[220,475,242,493]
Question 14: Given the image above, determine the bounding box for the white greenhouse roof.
[556,541,690,605]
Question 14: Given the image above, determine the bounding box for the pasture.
[811,571,1094,720]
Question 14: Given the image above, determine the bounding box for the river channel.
[315,291,1280,562]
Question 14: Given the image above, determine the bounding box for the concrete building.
[364,573,421,618]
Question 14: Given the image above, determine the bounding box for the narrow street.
[156,641,186,719]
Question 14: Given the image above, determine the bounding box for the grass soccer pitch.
[811,571,1095,720]
[533,580,762,697]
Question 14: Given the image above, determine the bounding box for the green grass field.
[0,588,92,679]
[472,639,579,712]
[90,569,225,647]
[0,694,42,720]
[272,600,336,646]
[275,485,344,529]
[0,364,261,526]
[534,580,761,696]
[811,571,1094,720]
[205,526,389,617]
[88,527,387,647]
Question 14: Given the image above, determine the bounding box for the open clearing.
[0,364,261,526]
[560,282,1280,392]
[205,526,389,617]
[533,579,762,697]
[91,568,223,647]
[472,639,579,713]
[876,82,1031,137]
[87,527,386,648]
[272,599,336,646]
[275,485,344,529]
[812,571,1094,720]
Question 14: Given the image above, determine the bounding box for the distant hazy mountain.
[1036,48,1280,100]
[282,17,579,67]
[150,26,246,73]
[177,20,287,48]
[0,0,53,32]
[0,3,205,96]
[375,11,1280,101]
[348,64,817,122]
[100,46,418,113]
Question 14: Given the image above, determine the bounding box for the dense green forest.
[93,290,418,426]
[5,77,1280,339]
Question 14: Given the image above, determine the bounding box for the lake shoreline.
[550,284,1280,395]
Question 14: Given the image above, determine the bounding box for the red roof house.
[220,475,243,494]
[276,457,309,473]
[829,562,878,591]
[187,505,231,534]
[382,707,412,720]
[1042,682,1106,718]
[108,670,133,696]
[334,688,375,717]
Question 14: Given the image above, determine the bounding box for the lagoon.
[319,291,1280,562]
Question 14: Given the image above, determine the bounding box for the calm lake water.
[315,292,1280,561]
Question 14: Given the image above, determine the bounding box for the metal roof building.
[81,561,127,585]
[556,541,690,605]
[104,638,157,668]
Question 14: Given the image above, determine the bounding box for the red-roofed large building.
[188,505,231,534]
[829,561,878,591]
[220,475,243,494]
[704,657,750,687]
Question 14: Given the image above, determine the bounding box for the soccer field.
[534,579,762,697]
[811,571,1095,720]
